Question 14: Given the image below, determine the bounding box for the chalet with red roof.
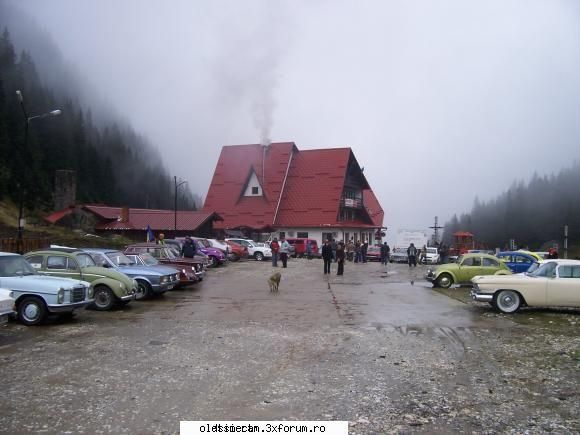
[45,205,222,239]
[203,142,385,245]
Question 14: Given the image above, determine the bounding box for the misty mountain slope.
[0,21,197,211]
[442,161,580,248]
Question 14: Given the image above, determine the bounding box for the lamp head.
[15,90,23,102]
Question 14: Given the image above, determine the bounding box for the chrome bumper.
[48,300,94,313]
[425,271,436,281]
[120,293,136,301]
[470,290,493,302]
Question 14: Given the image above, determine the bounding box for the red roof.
[46,204,221,232]
[454,231,474,237]
[203,143,384,230]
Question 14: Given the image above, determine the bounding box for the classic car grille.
[71,287,86,303]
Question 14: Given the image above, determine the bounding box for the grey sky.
[10,0,580,242]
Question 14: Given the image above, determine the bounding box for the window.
[558,266,580,278]
[482,258,499,267]
[462,257,481,267]
[26,255,44,270]
[297,232,308,238]
[278,232,285,239]
[76,253,96,268]
[251,186,259,194]
[47,256,67,270]
[514,255,532,264]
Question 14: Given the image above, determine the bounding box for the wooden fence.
[0,238,50,254]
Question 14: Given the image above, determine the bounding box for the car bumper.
[470,290,493,302]
[0,310,15,325]
[151,282,175,293]
[120,293,136,301]
[425,270,436,281]
[48,300,94,313]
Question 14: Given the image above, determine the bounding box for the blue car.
[496,251,537,273]
[83,248,181,300]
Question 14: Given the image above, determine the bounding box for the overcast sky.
[10,0,580,242]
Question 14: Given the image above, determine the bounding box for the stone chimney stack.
[53,170,76,211]
[119,207,130,223]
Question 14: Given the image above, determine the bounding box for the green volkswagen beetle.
[426,253,511,289]
[25,248,137,311]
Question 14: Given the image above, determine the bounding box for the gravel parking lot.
[1,259,579,434]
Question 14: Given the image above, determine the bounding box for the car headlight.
[57,288,65,304]
[160,276,169,284]
[174,273,179,281]
[87,286,94,298]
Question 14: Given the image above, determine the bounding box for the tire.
[208,256,218,268]
[230,254,240,262]
[135,280,152,300]
[254,252,264,261]
[437,273,453,289]
[494,290,521,314]
[18,297,47,326]
[93,286,116,311]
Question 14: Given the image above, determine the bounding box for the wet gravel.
[0,260,578,434]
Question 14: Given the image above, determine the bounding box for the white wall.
[273,227,378,247]
[243,171,263,196]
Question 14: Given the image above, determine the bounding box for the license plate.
[167,284,175,290]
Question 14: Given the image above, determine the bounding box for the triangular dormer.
[241,168,264,197]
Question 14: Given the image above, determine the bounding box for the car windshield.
[139,253,160,266]
[76,253,97,268]
[106,252,134,266]
[528,261,557,277]
[0,255,37,276]
[427,248,437,254]
[525,262,540,274]
[456,255,464,264]
[197,239,210,248]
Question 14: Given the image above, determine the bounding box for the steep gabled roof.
[203,142,296,230]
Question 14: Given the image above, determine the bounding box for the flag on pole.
[146,225,155,242]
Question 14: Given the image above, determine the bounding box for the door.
[481,257,502,275]
[457,256,483,282]
[546,265,580,307]
[45,255,82,281]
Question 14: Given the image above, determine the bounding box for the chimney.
[53,170,76,210]
[120,207,130,223]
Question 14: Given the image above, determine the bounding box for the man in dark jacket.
[181,237,197,258]
[407,243,417,267]
[322,239,333,275]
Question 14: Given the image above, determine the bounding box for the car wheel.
[208,256,218,268]
[437,273,453,289]
[230,254,240,262]
[494,290,521,314]
[93,286,116,311]
[254,252,264,261]
[135,280,152,300]
[18,297,47,326]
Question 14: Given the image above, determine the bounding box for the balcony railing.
[341,198,363,209]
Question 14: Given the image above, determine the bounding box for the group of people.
[155,232,197,259]
[406,243,429,267]
[269,237,290,268]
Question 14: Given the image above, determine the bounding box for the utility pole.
[564,225,568,259]
[429,216,443,245]
[174,176,187,232]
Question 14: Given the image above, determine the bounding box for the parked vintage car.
[496,251,538,274]
[390,247,408,263]
[225,238,272,261]
[163,239,211,268]
[426,253,511,289]
[0,288,15,325]
[471,260,580,313]
[83,249,180,299]
[0,252,93,325]
[187,237,227,267]
[124,243,204,286]
[366,245,381,262]
[25,248,137,311]
[224,240,249,261]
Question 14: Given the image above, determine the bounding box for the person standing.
[384,242,391,264]
[306,241,312,259]
[279,237,290,268]
[380,242,387,265]
[157,233,166,245]
[407,243,417,267]
[322,239,333,275]
[346,239,355,261]
[181,236,196,258]
[362,241,368,263]
[331,239,338,262]
[270,238,280,267]
[420,245,427,264]
[354,241,361,263]
[336,242,345,275]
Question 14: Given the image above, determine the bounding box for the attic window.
[252,187,259,195]
[243,170,263,197]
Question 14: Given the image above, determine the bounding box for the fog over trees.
[442,161,580,250]
[0,22,198,212]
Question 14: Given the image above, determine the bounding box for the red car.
[285,238,320,258]
[124,243,204,287]
[366,245,382,262]
[225,240,249,261]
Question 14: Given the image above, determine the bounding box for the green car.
[25,248,137,311]
[426,253,511,288]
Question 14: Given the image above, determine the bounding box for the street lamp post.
[15,90,61,253]
[174,176,187,232]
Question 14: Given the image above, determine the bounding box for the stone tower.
[53,170,76,211]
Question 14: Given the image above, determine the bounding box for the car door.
[546,265,580,307]
[513,254,533,274]
[45,255,82,280]
[457,256,481,282]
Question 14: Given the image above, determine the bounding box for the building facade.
[203,142,385,246]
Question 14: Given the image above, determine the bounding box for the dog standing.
[268,272,281,293]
